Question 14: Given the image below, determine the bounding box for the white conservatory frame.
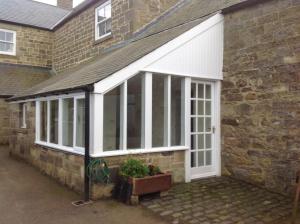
[13,13,224,182]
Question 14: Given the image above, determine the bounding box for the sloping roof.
[0,0,70,30]
[9,0,253,101]
[0,63,52,97]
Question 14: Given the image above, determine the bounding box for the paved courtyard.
[141,177,295,224]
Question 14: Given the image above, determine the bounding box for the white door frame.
[185,80,221,182]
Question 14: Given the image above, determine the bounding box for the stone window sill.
[94,33,112,45]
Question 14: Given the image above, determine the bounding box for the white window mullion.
[120,82,127,150]
[35,101,40,141]
[73,98,77,148]
[182,77,191,146]
[142,72,152,149]
[47,100,50,143]
[164,75,171,147]
[58,98,63,145]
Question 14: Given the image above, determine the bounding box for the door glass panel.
[191,100,196,115]
[198,84,204,99]
[205,117,211,132]
[205,85,211,99]
[191,118,196,132]
[191,83,196,98]
[205,101,211,115]
[198,151,204,166]
[206,150,212,165]
[198,134,204,149]
[198,117,204,132]
[191,135,196,150]
[206,134,211,149]
[198,100,204,115]
[191,152,197,167]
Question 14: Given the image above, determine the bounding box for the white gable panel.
[144,20,223,79]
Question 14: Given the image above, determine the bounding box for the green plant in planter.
[148,165,161,176]
[120,159,149,178]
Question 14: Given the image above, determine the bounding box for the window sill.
[35,141,84,156]
[94,33,112,45]
[90,146,188,158]
[0,51,16,56]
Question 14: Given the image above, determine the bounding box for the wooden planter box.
[129,173,172,196]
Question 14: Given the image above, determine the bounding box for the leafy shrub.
[120,159,149,178]
[148,165,161,176]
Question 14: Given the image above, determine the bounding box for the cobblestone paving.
[141,177,293,224]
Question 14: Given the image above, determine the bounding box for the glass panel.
[191,100,196,115]
[198,134,204,149]
[127,75,142,149]
[191,135,196,150]
[205,101,211,115]
[205,117,211,132]
[6,32,13,42]
[198,84,204,98]
[191,117,196,132]
[198,117,204,132]
[171,77,183,146]
[103,86,121,151]
[152,75,166,147]
[0,31,5,41]
[206,150,212,165]
[0,42,5,51]
[49,100,59,144]
[97,7,105,21]
[40,101,47,142]
[205,85,211,99]
[191,83,196,98]
[105,4,111,18]
[191,152,196,168]
[106,19,112,33]
[62,98,74,147]
[198,151,204,166]
[98,22,106,37]
[76,99,85,148]
[198,100,204,115]
[206,134,211,149]
[6,43,13,52]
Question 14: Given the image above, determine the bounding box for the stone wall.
[0,99,10,145]
[8,101,185,197]
[53,0,179,72]
[222,0,300,195]
[0,23,53,68]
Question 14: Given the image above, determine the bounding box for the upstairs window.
[0,29,16,55]
[95,1,111,40]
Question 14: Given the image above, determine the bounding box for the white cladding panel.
[145,20,224,79]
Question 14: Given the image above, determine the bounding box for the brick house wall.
[222,0,300,195]
[53,0,179,72]
[0,22,53,68]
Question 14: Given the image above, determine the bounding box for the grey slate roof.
[9,0,250,101]
[0,63,52,97]
[0,0,70,30]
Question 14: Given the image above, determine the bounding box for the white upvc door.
[190,80,218,179]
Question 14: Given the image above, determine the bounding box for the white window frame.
[93,72,188,157]
[35,93,85,155]
[20,103,26,128]
[0,29,16,56]
[95,0,112,41]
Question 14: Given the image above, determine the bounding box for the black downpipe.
[84,90,91,202]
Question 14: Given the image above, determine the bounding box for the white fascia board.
[94,13,224,94]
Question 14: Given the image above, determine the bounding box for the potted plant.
[114,159,172,204]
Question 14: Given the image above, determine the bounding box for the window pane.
[6,32,13,42]
[76,99,85,148]
[40,101,47,142]
[191,152,196,168]
[206,150,212,165]
[205,101,211,115]
[191,100,196,115]
[198,134,204,149]
[206,134,211,149]
[205,85,211,99]
[198,100,204,115]
[152,75,166,147]
[198,117,204,132]
[105,4,111,18]
[97,7,105,21]
[171,77,183,146]
[106,19,112,33]
[0,42,5,51]
[0,31,5,41]
[127,75,142,149]
[198,84,204,98]
[103,86,121,151]
[19,103,24,128]
[198,151,204,166]
[191,83,196,98]
[98,22,106,37]
[49,100,59,144]
[62,98,74,147]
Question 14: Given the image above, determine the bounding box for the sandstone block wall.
[53,0,179,72]
[222,0,300,195]
[0,99,10,145]
[0,23,53,68]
